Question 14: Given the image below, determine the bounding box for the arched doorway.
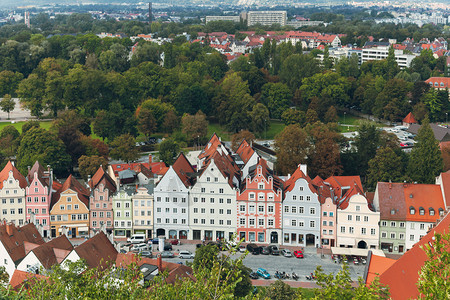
[270,232,278,244]
[179,230,187,239]
[306,234,315,246]
[357,240,367,249]
[169,230,177,239]
[156,228,166,237]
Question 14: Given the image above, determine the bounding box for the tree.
[274,125,309,175]
[0,94,15,120]
[266,280,296,300]
[0,125,20,157]
[231,130,255,152]
[324,106,338,123]
[78,155,108,180]
[281,108,305,126]
[0,70,23,97]
[17,127,71,176]
[306,122,342,179]
[354,122,380,178]
[421,88,442,122]
[408,118,443,184]
[80,136,109,158]
[417,231,450,299]
[109,134,139,163]
[193,243,220,271]
[52,110,91,137]
[162,110,179,134]
[305,109,319,125]
[314,263,390,300]
[259,82,292,119]
[137,107,157,137]
[367,147,405,190]
[280,54,320,91]
[181,111,208,143]
[250,103,269,134]
[138,98,176,132]
[158,139,180,166]
[16,73,45,118]
[44,70,66,117]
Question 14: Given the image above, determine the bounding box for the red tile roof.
[0,161,27,189]
[403,112,417,124]
[404,183,444,223]
[110,162,165,177]
[377,212,450,300]
[364,253,396,286]
[324,176,365,210]
[0,223,44,263]
[88,166,117,192]
[376,182,407,221]
[235,139,255,164]
[284,165,317,194]
[171,153,195,188]
[242,158,283,192]
[198,133,222,160]
[9,270,47,290]
[26,161,48,187]
[74,232,117,270]
[425,77,450,89]
[30,235,73,269]
[51,175,90,210]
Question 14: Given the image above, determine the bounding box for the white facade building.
[246,11,287,26]
[361,46,416,68]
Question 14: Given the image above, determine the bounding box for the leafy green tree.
[274,124,309,175]
[408,118,443,183]
[367,147,405,190]
[137,107,157,137]
[44,70,66,117]
[266,280,296,300]
[99,43,130,72]
[193,243,220,271]
[139,98,176,132]
[417,231,450,299]
[17,127,71,176]
[158,139,180,166]
[354,122,380,178]
[181,110,208,143]
[280,54,320,91]
[250,103,270,134]
[305,109,319,125]
[0,125,20,157]
[80,136,109,158]
[281,108,305,126]
[421,88,442,122]
[324,106,338,123]
[0,70,23,97]
[203,52,229,81]
[260,82,292,119]
[109,134,139,163]
[162,110,179,134]
[0,94,15,119]
[78,155,108,180]
[386,46,399,79]
[16,73,45,118]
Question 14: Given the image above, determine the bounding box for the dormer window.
[429,208,435,216]
[419,207,425,215]
[390,209,395,215]
[439,208,444,216]
[410,207,415,215]
[67,197,72,202]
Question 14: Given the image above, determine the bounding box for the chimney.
[47,165,50,173]
[299,164,307,175]
[287,174,291,179]
[157,254,163,271]
[27,166,31,172]
[6,223,14,236]
[149,154,152,164]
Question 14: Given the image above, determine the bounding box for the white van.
[127,234,146,244]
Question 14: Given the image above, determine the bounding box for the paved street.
[134,242,366,283]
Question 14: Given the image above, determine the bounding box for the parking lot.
[125,242,367,282]
[383,126,416,151]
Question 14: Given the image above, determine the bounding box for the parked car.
[249,272,259,279]
[247,244,261,255]
[151,238,159,244]
[261,246,270,255]
[178,250,194,259]
[239,245,246,253]
[140,250,153,258]
[196,244,203,248]
[160,251,174,258]
[281,249,292,257]
[294,250,304,258]
[256,268,271,279]
[164,243,173,251]
[128,234,146,244]
[132,243,149,252]
[269,245,280,255]
[170,239,180,245]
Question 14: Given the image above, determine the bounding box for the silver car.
[281,249,292,257]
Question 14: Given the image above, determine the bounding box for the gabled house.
[16,234,73,274]
[131,186,153,239]
[154,153,195,240]
[49,175,90,238]
[0,161,28,226]
[316,176,338,249]
[112,188,134,239]
[282,165,321,247]
[62,232,118,270]
[235,139,259,179]
[25,161,53,238]
[190,134,240,241]
[402,112,417,127]
[88,167,116,235]
[236,158,283,244]
[0,222,44,280]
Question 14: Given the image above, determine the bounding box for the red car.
[170,239,180,245]
[294,250,304,258]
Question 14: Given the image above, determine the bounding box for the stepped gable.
[26,161,49,187]
[235,139,255,164]
[31,235,73,269]
[0,161,27,189]
[243,158,283,192]
[171,153,196,187]
[284,166,317,194]
[74,232,117,270]
[0,223,44,263]
[88,166,117,193]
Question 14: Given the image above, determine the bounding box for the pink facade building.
[25,161,53,238]
[88,167,116,235]
[237,159,283,244]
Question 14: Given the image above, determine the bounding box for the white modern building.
[246,11,287,26]
[361,46,416,68]
[206,15,241,24]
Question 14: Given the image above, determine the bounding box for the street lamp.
[446,112,448,125]
[343,111,346,124]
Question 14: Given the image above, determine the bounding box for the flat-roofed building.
[206,16,240,24]
[247,11,287,27]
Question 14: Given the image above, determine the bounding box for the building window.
[201,188,205,193]
[399,233,404,240]
[291,220,296,226]
[361,228,366,235]
[258,183,264,189]
[239,205,245,212]
[249,193,255,199]
[390,233,395,239]
[93,221,97,227]
[371,228,376,235]
[268,206,274,213]
[356,205,360,211]
[381,232,387,238]
[298,221,304,227]
[268,219,274,226]
[258,219,264,226]
[284,206,289,213]
[340,226,345,233]
[323,211,327,216]
[410,208,415,215]
[310,207,315,215]
[194,197,198,202]
[310,221,315,228]
[349,227,354,234]
[381,221,387,227]
[227,209,231,215]
[420,223,425,230]
[219,189,224,194]
[240,218,245,226]
[299,196,304,201]
[201,208,205,214]
[419,208,425,215]
[227,199,231,204]
[329,212,334,217]
[249,219,255,226]
[293,195,297,200]
[390,222,396,227]
[210,198,214,203]
[306,196,311,201]
[348,215,352,221]
[364,216,368,222]
[410,235,414,241]
[201,198,205,203]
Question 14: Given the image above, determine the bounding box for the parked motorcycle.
[292,272,299,281]
[275,271,283,280]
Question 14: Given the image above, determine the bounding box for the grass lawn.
[208,120,286,141]
[338,113,363,126]
[0,120,52,133]
[298,287,316,298]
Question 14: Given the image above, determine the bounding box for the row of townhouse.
[1,133,446,255]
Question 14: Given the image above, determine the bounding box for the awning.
[78,227,89,232]
[331,247,385,257]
